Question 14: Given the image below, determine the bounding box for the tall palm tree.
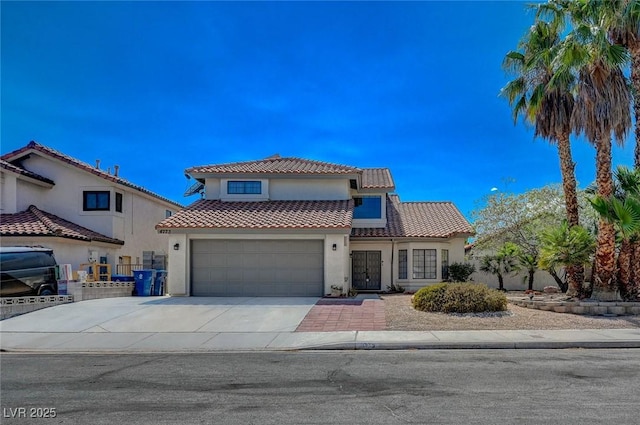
[576,0,640,168]
[558,20,633,301]
[590,166,640,299]
[580,0,640,292]
[501,20,585,296]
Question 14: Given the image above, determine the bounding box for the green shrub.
[447,262,476,282]
[412,283,507,313]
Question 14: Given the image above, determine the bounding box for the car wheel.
[39,287,54,296]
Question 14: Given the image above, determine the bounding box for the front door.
[352,251,381,290]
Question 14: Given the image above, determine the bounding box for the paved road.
[2,349,639,424]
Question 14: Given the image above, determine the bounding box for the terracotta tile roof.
[0,205,124,245]
[156,199,353,230]
[1,141,182,208]
[0,159,54,185]
[361,168,394,189]
[187,156,360,175]
[351,195,474,239]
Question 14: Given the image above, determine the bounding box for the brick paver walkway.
[295,299,386,332]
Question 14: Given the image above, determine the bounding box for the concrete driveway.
[0,296,319,333]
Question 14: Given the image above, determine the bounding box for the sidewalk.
[2,328,639,353]
[1,296,639,352]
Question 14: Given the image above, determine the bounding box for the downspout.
[390,239,395,290]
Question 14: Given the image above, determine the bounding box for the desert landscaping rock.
[382,294,640,331]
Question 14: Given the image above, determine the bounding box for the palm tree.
[479,243,520,291]
[501,20,585,296]
[538,221,596,290]
[590,166,640,299]
[577,0,640,297]
[538,0,633,300]
[564,27,632,300]
[574,0,640,168]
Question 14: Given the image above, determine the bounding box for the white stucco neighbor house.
[0,141,182,277]
[156,155,474,297]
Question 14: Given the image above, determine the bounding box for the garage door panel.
[191,239,324,296]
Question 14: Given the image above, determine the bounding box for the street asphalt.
[1,296,639,352]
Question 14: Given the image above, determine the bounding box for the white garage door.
[191,240,324,296]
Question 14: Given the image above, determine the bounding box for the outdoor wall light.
[332,244,337,251]
[173,243,180,251]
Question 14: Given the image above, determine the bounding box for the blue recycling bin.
[134,270,155,296]
[153,270,167,296]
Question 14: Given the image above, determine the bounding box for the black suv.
[0,247,58,297]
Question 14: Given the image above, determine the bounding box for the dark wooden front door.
[352,251,381,290]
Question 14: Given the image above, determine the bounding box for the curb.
[299,341,640,350]
[2,340,639,353]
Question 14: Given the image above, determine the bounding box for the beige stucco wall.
[203,177,350,201]
[469,258,562,291]
[0,172,18,213]
[269,178,350,200]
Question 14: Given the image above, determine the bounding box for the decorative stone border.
[67,281,135,301]
[1,281,138,320]
[0,295,74,320]
[509,298,640,316]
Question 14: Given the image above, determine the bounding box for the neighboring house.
[156,155,474,297]
[0,141,182,276]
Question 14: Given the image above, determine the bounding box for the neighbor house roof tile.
[351,195,474,238]
[1,141,182,208]
[361,168,394,189]
[156,199,354,230]
[186,157,360,175]
[0,205,124,245]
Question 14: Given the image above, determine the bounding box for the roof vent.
[95,159,101,169]
[114,165,120,177]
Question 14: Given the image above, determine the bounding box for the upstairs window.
[115,193,123,213]
[227,181,262,195]
[83,191,110,211]
[353,196,382,219]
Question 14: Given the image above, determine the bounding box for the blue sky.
[1,1,635,220]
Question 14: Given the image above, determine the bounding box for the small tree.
[479,242,520,291]
[446,262,476,282]
[538,221,595,298]
[516,249,538,291]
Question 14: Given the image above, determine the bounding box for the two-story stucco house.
[1,141,182,276]
[156,155,474,297]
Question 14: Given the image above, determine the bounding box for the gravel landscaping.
[382,294,640,331]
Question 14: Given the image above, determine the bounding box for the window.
[442,249,449,281]
[115,193,123,213]
[413,249,436,279]
[398,249,407,279]
[227,181,261,194]
[165,210,172,218]
[353,196,382,219]
[83,191,110,211]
